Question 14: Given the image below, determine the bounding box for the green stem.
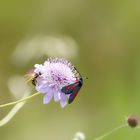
[0,92,41,108]
[94,124,128,140]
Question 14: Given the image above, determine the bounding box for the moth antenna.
[73,66,82,78]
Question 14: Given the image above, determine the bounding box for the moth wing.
[68,93,77,104]
[61,81,83,103]
[61,83,77,94]
[68,82,83,103]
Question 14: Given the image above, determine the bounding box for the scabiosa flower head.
[33,58,79,107]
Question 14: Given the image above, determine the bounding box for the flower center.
[50,70,69,87]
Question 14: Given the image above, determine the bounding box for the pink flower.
[34,58,78,107]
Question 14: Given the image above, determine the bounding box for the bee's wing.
[24,69,35,83]
[24,74,34,83]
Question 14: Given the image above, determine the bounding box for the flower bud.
[127,115,139,128]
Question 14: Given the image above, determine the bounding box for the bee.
[25,69,41,86]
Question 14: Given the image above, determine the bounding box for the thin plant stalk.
[0,92,40,108]
[94,124,128,140]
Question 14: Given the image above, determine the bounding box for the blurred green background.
[0,0,140,140]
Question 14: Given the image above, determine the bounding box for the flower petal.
[43,92,53,104]
[54,91,60,102]
[35,83,47,94]
[60,92,67,107]
[34,64,44,74]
